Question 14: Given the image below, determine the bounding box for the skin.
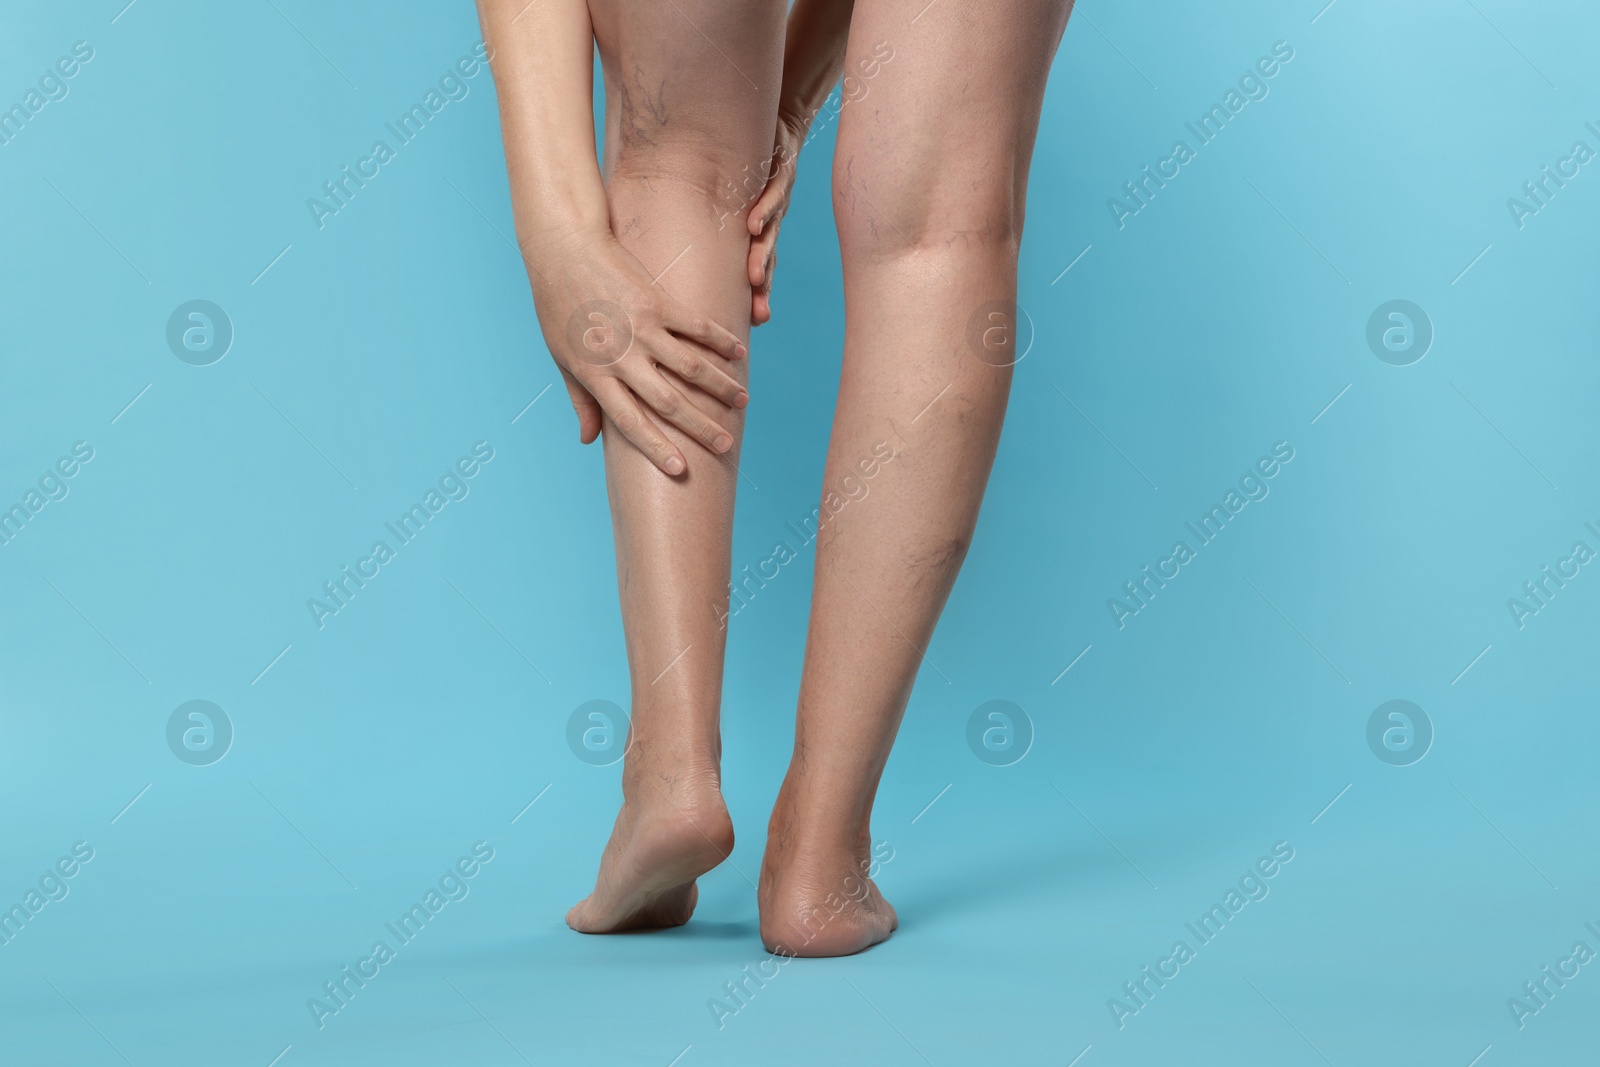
[755,0,1074,957]
[477,0,758,478]
[477,0,784,932]
[477,0,1070,950]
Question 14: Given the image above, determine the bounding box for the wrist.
[776,100,814,139]
[506,168,610,254]
[516,212,611,264]
[771,103,813,166]
[516,223,616,303]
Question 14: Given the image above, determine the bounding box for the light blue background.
[2,1,1598,1064]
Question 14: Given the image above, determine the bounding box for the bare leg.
[566,0,784,933]
[759,0,1072,955]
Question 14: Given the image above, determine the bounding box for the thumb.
[560,368,602,444]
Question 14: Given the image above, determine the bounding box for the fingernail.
[713,433,733,453]
[734,342,748,359]
[665,455,685,475]
[734,389,749,409]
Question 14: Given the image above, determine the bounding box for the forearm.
[476,0,609,257]
[776,0,855,133]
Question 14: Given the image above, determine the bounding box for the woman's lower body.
[566,0,1073,955]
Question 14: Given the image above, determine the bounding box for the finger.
[751,249,776,326]
[663,302,746,361]
[654,335,748,409]
[560,367,602,444]
[747,216,782,287]
[747,175,787,237]
[590,378,687,475]
[621,362,736,456]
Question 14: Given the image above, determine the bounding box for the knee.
[830,144,1025,268]
[601,67,777,229]
[610,135,778,231]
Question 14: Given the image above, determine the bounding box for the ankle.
[770,779,871,859]
[622,756,725,816]
[620,713,721,772]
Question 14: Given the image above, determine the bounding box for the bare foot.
[758,783,897,957]
[566,767,734,933]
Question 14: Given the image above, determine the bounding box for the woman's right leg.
[564,0,785,933]
[759,0,1072,955]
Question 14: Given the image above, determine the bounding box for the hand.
[527,231,749,476]
[746,110,808,327]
